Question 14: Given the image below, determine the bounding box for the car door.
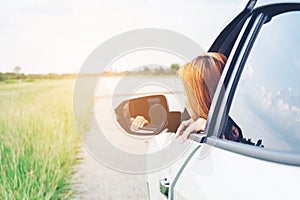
[171,3,300,200]
[146,1,258,200]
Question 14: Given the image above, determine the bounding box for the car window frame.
[204,3,300,166]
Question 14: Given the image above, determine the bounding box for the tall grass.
[0,80,91,199]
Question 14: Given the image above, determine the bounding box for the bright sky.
[0,0,297,74]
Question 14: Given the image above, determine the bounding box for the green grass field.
[0,80,91,199]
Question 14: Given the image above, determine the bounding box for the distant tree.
[170,63,180,73]
[155,66,166,75]
[142,66,151,73]
[14,66,21,75]
[47,73,59,79]
[0,73,4,82]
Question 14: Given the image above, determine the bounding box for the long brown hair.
[178,52,227,120]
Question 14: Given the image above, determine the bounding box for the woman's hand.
[130,116,149,131]
[175,118,194,137]
[175,118,207,143]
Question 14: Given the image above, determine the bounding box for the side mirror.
[114,95,181,135]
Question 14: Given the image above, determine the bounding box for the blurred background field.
[0,80,91,199]
[0,74,183,199]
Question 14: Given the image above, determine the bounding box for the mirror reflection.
[115,94,181,135]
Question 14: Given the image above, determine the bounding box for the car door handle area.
[160,178,170,198]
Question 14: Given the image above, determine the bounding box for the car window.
[227,11,300,152]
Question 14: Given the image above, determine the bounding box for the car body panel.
[173,142,300,200]
[147,132,201,200]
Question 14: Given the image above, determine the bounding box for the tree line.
[0,72,76,83]
[1,64,181,83]
[103,63,181,76]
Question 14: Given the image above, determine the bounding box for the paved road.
[73,99,150,200]
[73,145,149,200]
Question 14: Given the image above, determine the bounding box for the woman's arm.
[175,118,207,143]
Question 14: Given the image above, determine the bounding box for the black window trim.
[208,0,256,57]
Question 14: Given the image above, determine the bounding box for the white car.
[115,0,300,199]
